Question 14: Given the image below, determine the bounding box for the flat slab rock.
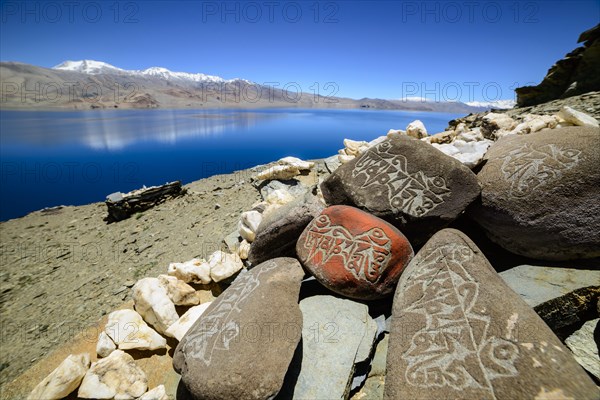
[296,205,413,300]
[173,258,304,400]
[321,136,480,244]
[384,228,598,400]
[278,295,378,400]
[471,126,600,260]
[500,265,600,307]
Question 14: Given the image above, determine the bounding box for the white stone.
[78,350,147,399]
[139,385,168,400]
[455,122,469,134]
[432,142,460,157]
[208,251,244,282]
[238,240,251,260]
[387,129,405,138]
[158,274,201,306]
[368,135,387,148]
[105,309,167,350]
[241,210,262,232]
[165,302,212,341]
[565,318,600,380]
[557,106,600,128]
[167,258,211,285]
[266,189,295,207]
[96,331,116,358]
[483,112,517,138]
[254,164,301,181]
[238,210,262,243]
[432,139,492,169]
[28,354,90,400]
[338,154,355,164]
[239,221,256,242]
[343,139,369,156]
[277,156,314,170]
[452,139,493,168]
[132,278,179,336]
[456,129,484,142]
[406,120,427,139]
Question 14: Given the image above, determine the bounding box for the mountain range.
[0,60,510,112]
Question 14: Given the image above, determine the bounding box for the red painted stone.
[296,205,414,300]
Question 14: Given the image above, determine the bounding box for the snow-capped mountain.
[53,60,245,84]
[466,99,516,109]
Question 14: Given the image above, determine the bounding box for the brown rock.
[296,205,413,300]
[384,228,598,400]
[470,126,600,260]
[173,258,304,400]
[248,188,324,265]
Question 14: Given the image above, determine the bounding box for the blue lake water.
[0,108,463,221]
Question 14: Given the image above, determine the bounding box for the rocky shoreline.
[1,92,599,399]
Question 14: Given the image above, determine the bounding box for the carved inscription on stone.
[401,244,519,397]
[181,261,278,366]
[302,215,392,283]
[498,144,581,197]
[352,141,451,217]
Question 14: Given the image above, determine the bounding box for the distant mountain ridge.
[1,60,497,113]
[53,60,247,84]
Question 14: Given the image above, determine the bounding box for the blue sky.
[1,0,598,102]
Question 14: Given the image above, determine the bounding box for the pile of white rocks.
[26,253,234,399]
[381,105,600,169]
[253,156,314,181]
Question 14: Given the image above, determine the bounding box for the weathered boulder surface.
[248,188,324,265]
[173,258,304,400]
[384,228,598,400]
[470,126,600,260]
[296,205,413,300]
[321,136,480,244]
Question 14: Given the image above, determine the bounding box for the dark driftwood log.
[105,181,185,222]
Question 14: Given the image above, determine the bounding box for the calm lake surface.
[0,108,463,221]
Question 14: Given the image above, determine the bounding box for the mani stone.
[173,258,304,400]
[278,295,378,400]
[296,205,414,300]
[384,228,598,400]
[248,188,325,265]
[470,126,600,261]
[321,136,480,244]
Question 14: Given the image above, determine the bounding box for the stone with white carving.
[28,353,90,400]
[321,136,480,245]
[384,228,598,400]
[296,205,413,300]
[173,258,304,400]
[78,350,147,399]
[470,126,600,260]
